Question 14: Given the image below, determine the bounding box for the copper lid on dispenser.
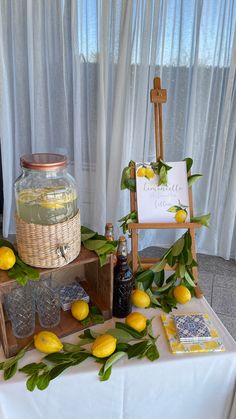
[20,153,67,170]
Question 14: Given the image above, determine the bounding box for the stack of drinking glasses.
[5,275,61,339]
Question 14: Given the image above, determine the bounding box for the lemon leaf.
[179,264,186,278]
[49,363,73,381]
[19,363,46,375]
[187,174,203,187]
[145,344,159,361]
[3,362,18,380]
[191,213,211,227]
[153,271,165,287]
[145,289,162,306]
[36,373,51,391]
[150,258,166,273]
[167,206,182,213]
[159,159,172,171]
[43,353,73,364]
[156,277,176,293]
[106,329,133,343]
[83,240,108,251]
[103,351,126,374]
[115,322,145,339]
[183,157,193,172]
[81,231,97,241]
[99,365,112,381]
[172,237,185,256]
[184,271,196,287]
[26,373,39,391]
[127,341,149,359]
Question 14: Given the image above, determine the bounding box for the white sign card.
[136,161,190,223]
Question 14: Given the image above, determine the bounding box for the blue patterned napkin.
[173,314,212,342]
[59,281,90,311]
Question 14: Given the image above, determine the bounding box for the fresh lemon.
[71,300,89,321]
[137,167,146,177]
[34,331,63,354]
[0,247,16,270]
[92,334,117,358]
[175,210,187,223]
[173,285,191,304]
[126,312,147,332]
[132,289,150,308]
[145,168,155,179]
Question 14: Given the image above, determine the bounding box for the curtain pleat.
[0,0,236,259]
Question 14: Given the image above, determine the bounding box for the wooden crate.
[0,246,113,358]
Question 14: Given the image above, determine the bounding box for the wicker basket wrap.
[15,210,81,268]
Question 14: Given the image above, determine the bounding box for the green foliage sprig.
[150,160,172,186]
[1,318,159,390]
[0,240,40,286]
[0,342,32,380]
[118,211,138,234]
[81,226,117,267]
[120,160,136,192]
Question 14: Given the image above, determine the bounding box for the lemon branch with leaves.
[135,230,198,313]
[81,226,117,266]
[120,157,203,192]
[0,318,159,390]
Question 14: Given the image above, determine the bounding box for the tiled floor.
[140,247,236,341]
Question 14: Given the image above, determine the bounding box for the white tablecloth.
[0,297,236,419]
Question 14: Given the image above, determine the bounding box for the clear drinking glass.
[5,283,35,339]
[35,278,61,328]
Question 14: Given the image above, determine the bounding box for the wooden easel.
[129,77,203,297]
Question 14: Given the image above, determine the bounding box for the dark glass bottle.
[112,236,133,318]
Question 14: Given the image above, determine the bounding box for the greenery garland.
[0,318,159,389]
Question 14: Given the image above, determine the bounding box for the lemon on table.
[126,312,147,332]
[71,300,89,321]
[0,247,16,270]
[132,289,150,308]
[136,167,146,177]
[175,210,187,223]
[92,334,117,358]
[173,285,191,304]
[34,331,63,354]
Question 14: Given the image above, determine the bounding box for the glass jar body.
[15,167,77,225]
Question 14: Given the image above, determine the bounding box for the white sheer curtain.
[0,0,236,258]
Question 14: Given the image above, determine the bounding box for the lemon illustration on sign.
[145,167,155,180]
[175,210,187,223]
[137,167,146,177]
[173,285,191,304]
[132,289,150,308]
[92,334,117,358]
[126,312,147,332]
[71,300,89,321]
[34,331,63,353]
[0,247,16,270]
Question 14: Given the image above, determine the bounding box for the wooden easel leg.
[131,229,138,273]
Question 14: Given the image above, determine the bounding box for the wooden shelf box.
[0,246,113,358]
